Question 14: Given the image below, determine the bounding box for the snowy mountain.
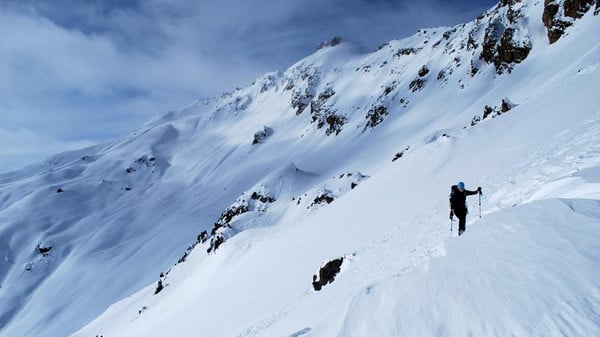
[1,1,599,336]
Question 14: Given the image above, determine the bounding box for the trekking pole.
[478,192,482,218]
[450,218,453,232]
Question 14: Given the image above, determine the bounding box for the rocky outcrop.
[126,155,158,175]
[252,126,274,145]
[154,277,164,295]
[481,21,531,74]
[310,88,347,136]
[37,244,52,256]
[474,1,532,74]
[364,105,389,130]
[250,191,276,203]
[291,89,314,115]
[543,0,597,44]
[198,231,208,243]
[204,202,250,253]
[317,36,343,50]
[409,78,426,92]
[311,191,335,207]
[394,47,421,57]
[312,258,344,291]
[479,98,516,122]
[392,146,411,162]
[289,68,320,115]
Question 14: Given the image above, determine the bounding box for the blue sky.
[0,0,497,173]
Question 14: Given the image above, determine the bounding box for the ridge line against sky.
[0,0,496,173]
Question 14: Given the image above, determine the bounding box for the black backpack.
[449,185,461,210]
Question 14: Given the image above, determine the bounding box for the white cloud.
[0,127,96,172]
[0,0,497,173]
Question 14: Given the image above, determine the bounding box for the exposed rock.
[154,278,164,295]
[250,191,276,203]
[135,155,156,167]
[364,105,389,130]
[291,89,314,115]
[211,204,249,235]
[418,65,430,77]
[324,114,347,136]
[471,61,479,77]
[376,42,389,50]
[399,98,409,108]
[543,0,595,43]
[204,200,252,254]
[37,244,52,256]
[197,231,208,244]
[252,126,274,145]
[56,188,64,193]
[501,98,514,112]
[506,5,523,23]
[392,146,411,162]
[330,36,342,46]
[257,72,281,93]
[467,31,478,51]
[177,251,189,264]
[207,235,224,254]
[309,88,346,136]
[317,36,343,50]
[480,98,516,122]
[543,1,567,43]
[290,68,319,115]
[316,88,335,103]
[437,69,447,81]
[384,83,396,96]
[409,78,426,92]
[483,105,496,120]
[471,115,482,126]
[312,258,344,291]
[481,18,531,74]
[498,28,531,69]
[394,48,421,57]
[564,0,595,18]
[310,191,335,207]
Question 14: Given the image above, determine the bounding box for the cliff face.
[543,0,598,43]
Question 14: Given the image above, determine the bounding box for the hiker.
[449,182,482,236]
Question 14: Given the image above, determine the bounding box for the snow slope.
[74,72,600,337]
[1,1,599,336]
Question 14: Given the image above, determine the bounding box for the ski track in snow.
[235,201,450,337]
[485,109,600,211]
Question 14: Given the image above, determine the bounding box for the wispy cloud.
[0,0,496,173]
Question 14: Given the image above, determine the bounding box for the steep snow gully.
[1,0,599,336]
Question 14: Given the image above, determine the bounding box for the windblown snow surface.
[1,1,599,336]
